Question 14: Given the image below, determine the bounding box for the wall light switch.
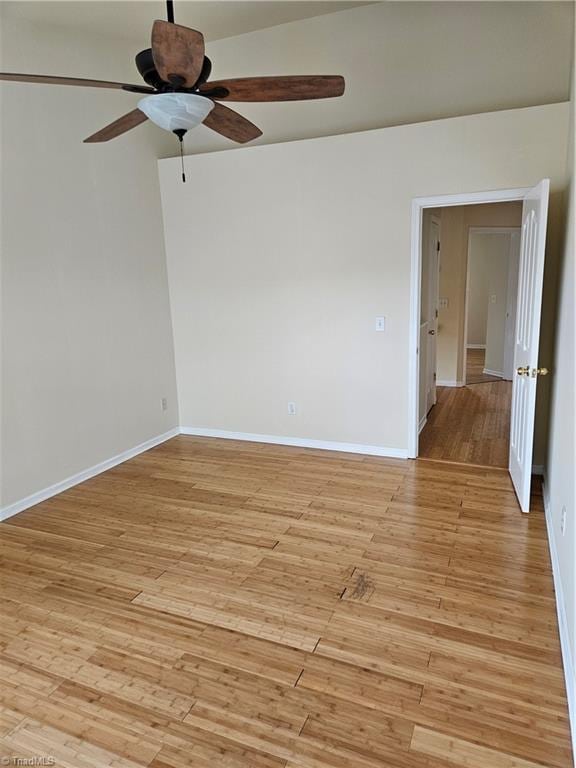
[161,397,168,412]
[439,298,449,309]
[375,317,386,332]
[490,294,497,304]
[287,402,297,416]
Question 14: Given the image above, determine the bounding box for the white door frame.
[408,187,530,458]
[463,227,522,385]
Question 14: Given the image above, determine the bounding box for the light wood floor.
[0,436,571,768]
[466,348,503,385]
[419,381,512,468]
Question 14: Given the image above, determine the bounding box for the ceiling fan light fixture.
[137,92,214,132]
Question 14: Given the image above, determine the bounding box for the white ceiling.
[1,1,373,43]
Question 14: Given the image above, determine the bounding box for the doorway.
[408,183,550,512]
[418,210,521,469]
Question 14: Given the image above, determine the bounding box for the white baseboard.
[0,427,180,522]
[418,416,427,435]
[467,344,486,349]
[483,367,504,378]
[180,427,409,459]
[542,472,576,758]
[436,380,464,388]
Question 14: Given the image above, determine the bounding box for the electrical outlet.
[375,316,386,332]
[161,397,168,412]
[287,402,297,416]
[561,505,567,536]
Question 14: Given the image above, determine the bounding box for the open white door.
[509,179,550,512]
[503,231,521,380]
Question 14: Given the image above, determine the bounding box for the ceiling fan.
[0,0,345,175]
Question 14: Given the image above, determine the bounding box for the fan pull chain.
[173,129,187,183]
[179,139,186,183]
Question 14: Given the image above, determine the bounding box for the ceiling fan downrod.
[166,0,174,23]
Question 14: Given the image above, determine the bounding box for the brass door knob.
[428,329,436,335]
[517,366,530,376]
[532,367,549,377]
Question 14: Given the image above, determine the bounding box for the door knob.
[517,366,530,377]
[532,367,549,377]
[428,329,436,335]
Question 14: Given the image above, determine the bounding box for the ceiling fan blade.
[83,109,148,143]
[199,75,345,102]
[203,103,262,144]
[0,72,154,94]
[151,20,205,88]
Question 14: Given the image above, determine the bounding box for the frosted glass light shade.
[138,93,214,132]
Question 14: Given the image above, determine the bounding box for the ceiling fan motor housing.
[135,49,165,90]
[135,48,212,92]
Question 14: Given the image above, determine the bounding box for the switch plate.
[561,505,567,535]
[287,402,297,416]
[375,317,386,332]
[490,294,497,304]
[161,397,168,412]
[439,298,449,309]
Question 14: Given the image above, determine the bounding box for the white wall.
[546,39,575,741]
[467,233,514,375]
[0,15,179,508]
[483,235,513,376]
[466,244,490,348]
[159,103,569,454]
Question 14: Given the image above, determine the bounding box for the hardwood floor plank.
[410,725,558,768]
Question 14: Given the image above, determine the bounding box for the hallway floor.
[465,348,504,384]
[419,381,512,468]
